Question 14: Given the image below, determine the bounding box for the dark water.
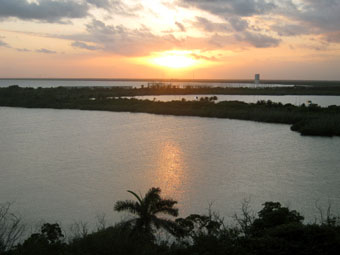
[0,107,340,227]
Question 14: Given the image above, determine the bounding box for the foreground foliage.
[3,188,340,255]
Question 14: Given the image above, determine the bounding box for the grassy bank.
[1,86,340,136]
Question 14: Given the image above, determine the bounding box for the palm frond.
[144,187,161,206]
[114,200,139,215]
[127,190,143,204]
[156,199,177,208]
[153,199,178,216]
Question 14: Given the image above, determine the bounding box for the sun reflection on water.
[152,140,187,201]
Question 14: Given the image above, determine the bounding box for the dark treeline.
[1,86,340,136]
[2,187,340,255]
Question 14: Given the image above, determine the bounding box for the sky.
[0,0,340,80]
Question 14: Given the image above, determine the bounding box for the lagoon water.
[1,106,340,228]
[127,95,340,107]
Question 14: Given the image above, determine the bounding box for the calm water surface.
[128,95,340,107]
[0,107,340,227]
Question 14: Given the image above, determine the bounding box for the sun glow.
[150,50,199,69]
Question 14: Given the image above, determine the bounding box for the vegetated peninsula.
[1,85,340,137]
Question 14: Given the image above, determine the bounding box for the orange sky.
[0,0,340,80]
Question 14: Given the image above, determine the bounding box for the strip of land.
[1,86,340,136]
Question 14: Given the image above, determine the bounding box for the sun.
[150,50,198,69]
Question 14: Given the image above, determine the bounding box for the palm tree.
[114,187,181,239]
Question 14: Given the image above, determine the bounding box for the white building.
[255,74,260,84]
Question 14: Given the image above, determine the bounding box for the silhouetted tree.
[0,203,25,253]
[114,187,180,240]
[15,223,65,255]
[250,202,304,236]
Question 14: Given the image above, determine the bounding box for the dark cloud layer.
[0,0,89,23]
[180,0,276,17]
[0,0,139,23]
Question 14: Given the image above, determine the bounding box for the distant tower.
[255,74,260,85]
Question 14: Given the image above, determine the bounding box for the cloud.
[296,0,340,31]
[16,48,31,52]
[193,17,231,32]
[228,16,248,31]
[71,41,100,50]
[179,0,276,17]
[87,0,113,9]
[325,32,340,43]
[64,19,233,56]
[182,0,340,48]
[0,0,140,23]
[66,17,280,56]
[36,48,57,54]
[87,0,144,16]
[236,31,281,48]
[175,22,186,32]
[274,0,340,37]
[190,53,219,61]
[271,23,311,37]
[182,0,281,48]
[0,0,89,23]
[0,39,9,47]
[67,19,183,56]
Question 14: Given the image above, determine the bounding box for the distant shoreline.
[1,78,340,87]
[1,86,340,137]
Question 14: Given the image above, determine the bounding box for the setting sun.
[150,51,198,69]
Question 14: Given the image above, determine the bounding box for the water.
[126,95,340,107]
[0,107,340,228]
